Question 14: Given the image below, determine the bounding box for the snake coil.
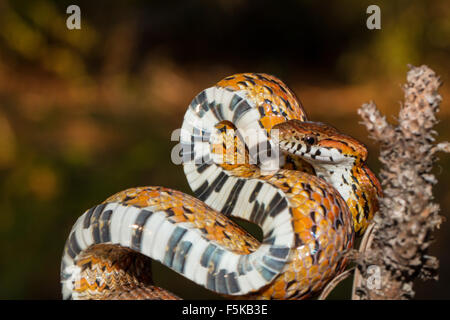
[61,73,380,299]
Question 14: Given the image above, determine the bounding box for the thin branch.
[318,267,356,300]
[351,223,375,300]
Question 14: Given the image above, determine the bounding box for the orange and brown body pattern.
[74,244,180,300]
[212,73,314,173]
[61,73,378,300]
[347,165,382,235]
[63,173,351,299]
[224,166,353,299]
[216,73,307,129]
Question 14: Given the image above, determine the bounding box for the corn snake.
[60,73,381,299]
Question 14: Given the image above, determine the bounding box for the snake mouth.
[273,138,342,165]
[271,119,367,165]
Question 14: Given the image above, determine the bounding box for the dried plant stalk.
[352,65,449,299]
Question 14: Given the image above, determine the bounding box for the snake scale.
[61,73,382,300]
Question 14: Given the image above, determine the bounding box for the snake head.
[271,119,368,167]
[271,120,381,238]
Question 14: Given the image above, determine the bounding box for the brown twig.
[353,65,448,299]
[351,223,375,300]
[318,267,355,300]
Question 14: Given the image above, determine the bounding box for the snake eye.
[305,135,317,146]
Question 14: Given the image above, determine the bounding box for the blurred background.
[0,0,449,299]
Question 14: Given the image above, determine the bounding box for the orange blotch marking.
[260,115,286,131]
[311,192,323,204]
[293,213,313,233]
[301,254,313,270]
[322,197,331,211]
[318,259,330,273]
[283,270,296,283]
